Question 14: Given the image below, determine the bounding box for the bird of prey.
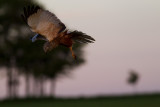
[21,6,95,59]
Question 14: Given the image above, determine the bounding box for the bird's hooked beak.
[31,34,39,42]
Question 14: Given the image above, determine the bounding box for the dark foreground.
[0,94,160,107]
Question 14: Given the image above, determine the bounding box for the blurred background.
[0,0,160,106]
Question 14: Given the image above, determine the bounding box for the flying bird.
[21,6,95,59]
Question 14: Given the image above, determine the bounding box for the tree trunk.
[25,73,30,97]
[40,77,45,97]
[33,78,41,97]
[6,68,13,99]
[10,57,19,98]
[12,70,19,98]
[50,79,56,96]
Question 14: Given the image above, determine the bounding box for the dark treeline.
[0,0,85,99]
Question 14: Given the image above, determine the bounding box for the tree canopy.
[0,0,86,98]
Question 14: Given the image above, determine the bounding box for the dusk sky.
[0,0,160,98]
[35,0,160,97]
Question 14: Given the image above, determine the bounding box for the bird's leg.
[69,46,76,60]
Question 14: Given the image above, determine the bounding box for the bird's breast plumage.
[59,35,72,47]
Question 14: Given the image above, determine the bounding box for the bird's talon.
[72,55,77,60]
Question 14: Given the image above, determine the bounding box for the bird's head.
[43,42,52,53]
[43,41,58,53]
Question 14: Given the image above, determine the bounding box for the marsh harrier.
[21,6,95,59]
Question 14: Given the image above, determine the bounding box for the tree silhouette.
[0,0,37,98]
[127,70,139,94]
[0,0,85,98]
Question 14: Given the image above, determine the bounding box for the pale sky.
[34,0,160,97]
[0,0,160,98]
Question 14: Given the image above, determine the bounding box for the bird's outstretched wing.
[21,6,66,41]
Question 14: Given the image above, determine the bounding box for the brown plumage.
[21,6,95,59]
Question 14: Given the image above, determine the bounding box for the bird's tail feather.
[68,30,95,43]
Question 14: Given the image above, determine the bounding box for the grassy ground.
[0,94,160,107]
